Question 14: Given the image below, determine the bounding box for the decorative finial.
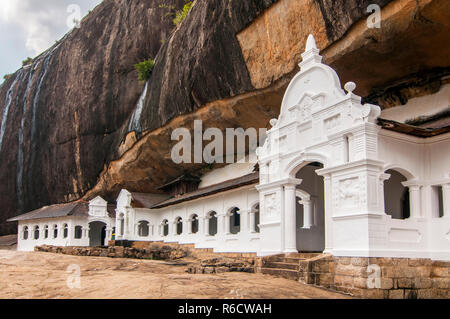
[305,34,317,51]
[299,34,322,69]
[344,82,356,95]
[269,119,278,127]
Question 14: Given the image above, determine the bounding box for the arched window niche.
[190,214,199,234]
[207,211,218,236]
[23,226,29,240]
[74,226,83,239]
[138,221,150,237]
[175,217,183,235]
[33,226,40,240]
[53,225,58,239]
[162,220,169,237]
[44,225,49,239]
[229,207,241,235]
[431,185,444,218]
[63,224,69,238]
[250,203,260,233]
[383,169,412,220]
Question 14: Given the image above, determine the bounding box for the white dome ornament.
[305,34,317,51]
[344,82,357,95]
[269,118,278,128]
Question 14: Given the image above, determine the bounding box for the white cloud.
[0,0,102,77]
[0,0,101,55]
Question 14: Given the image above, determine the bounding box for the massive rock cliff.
[0,0,186,234]
[1,0,449,234]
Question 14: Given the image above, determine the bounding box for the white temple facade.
[11,35,450,261]
[10,197,116,252]
[255,35,450,260]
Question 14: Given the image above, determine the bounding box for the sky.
[0,0,103,79]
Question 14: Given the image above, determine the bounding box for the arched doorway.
[89,221,107,247]
[294,162,325,252]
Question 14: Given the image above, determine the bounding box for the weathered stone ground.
[0,250,351,299]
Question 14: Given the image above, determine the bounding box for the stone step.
[267,256,306,264]
[287,252,322,259]
[261,268,299,281]
[263,261,299,270]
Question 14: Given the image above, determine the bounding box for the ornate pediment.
[89,196,108,217]
[286,92,326,125]
[257,34,381,162]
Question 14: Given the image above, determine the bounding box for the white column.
[82,227,89,239]
[300,199,314,229]
[443,184,450,218]
[240,209,249,233]
[409,185,422,218]
[203,216,209,236]
[171,222,176,237]
[124,214,129,238]
[106,228,113,243]
[249,211,256,233]
[118,218,123,238]
[224,214,230,235]
[187,219,193,234]
[284,184,297,254]
[134,224,139,238]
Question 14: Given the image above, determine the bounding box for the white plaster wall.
[427,136,450,181]
[16,202,115,252]
[378,132,425,179]
[120,186,261,253]
[198,155,257,189]
[17,217,89,252]
[380,83,450,123]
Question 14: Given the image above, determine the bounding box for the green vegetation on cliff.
[173,1,193,26]
[160,0,194,26]
[22,57,33,66]
[135,58,155,82]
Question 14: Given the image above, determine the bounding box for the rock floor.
[0,250,352,299]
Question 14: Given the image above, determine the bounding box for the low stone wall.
[130,241,257,264]
[255,254,449,299]
[131,241,256,274]
[187,257,254,274]
[35,243,188,260]
[266,255,449,299]
[332,257,449,299]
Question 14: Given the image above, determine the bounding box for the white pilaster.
[249,211,256,233]
[284,184,297,254]
[443,183,450,218]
